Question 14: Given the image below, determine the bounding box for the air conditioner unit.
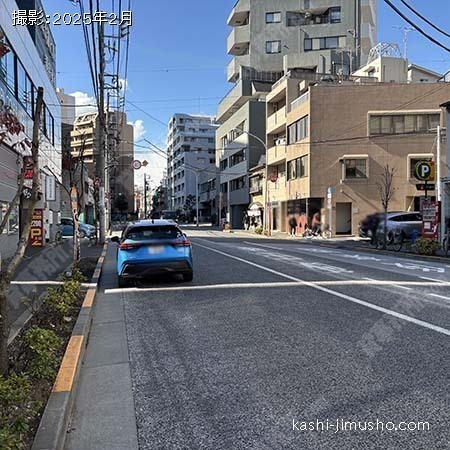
[275,138,286,146]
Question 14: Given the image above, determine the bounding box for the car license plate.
[149,246,164,254]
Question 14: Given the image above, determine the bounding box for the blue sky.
[41,0,450,184]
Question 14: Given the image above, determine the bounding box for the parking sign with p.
[414,161,435,182]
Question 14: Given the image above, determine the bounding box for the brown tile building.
[265,74,450,235]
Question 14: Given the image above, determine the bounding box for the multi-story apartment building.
[217,0,377,228]
[0,1,60,256]
[264,67,449,235]
[166,113,217,221]
[70,110,134,215]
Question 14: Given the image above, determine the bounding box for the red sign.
[29,209,44,247]
[421,200,440,239]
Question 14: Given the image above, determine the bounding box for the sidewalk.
[64,244,138,450]
[8,239,103,343]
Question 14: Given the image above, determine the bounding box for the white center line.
[194,240,450,339]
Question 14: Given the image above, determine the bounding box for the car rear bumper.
[120,260,192,278]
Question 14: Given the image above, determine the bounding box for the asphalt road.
[105,230,450,450]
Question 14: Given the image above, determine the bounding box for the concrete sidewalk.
[64,244,138,450]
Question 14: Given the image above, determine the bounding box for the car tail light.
[119,243,140,250]
[172,238,191,247]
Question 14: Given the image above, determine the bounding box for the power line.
[127,100,168,127]
[383,0,450,54]
[399,0,450,39]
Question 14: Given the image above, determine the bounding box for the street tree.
[0,87,44,375]
[378,164,396,249]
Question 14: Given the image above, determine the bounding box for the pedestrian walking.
[288,216,297,236]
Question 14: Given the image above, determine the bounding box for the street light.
[185,156,208,228]
[231,128,269,234]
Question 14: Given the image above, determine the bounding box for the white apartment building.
[166,114,218,221]
[217,0,377,228]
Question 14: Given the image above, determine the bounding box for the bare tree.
[0,87,44,375]
[378,164,396,249]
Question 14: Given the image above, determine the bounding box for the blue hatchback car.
[111,220,193,287]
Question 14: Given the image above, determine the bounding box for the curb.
[31,242,108,450]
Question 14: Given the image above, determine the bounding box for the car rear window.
[125,226,182,240]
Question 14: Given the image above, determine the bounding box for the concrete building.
[264,73,450,236]
[0,0,61,258]
[70,110,134,215]
[57,89,95,223]
[353,43,443,83]
[218,0,377,228]
[166,113,217,221]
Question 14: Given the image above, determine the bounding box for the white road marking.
[194,241,450,339]
[105,280,450,295]
[421,276,444,283]
[395,285,412,290]
[428,294,450,302]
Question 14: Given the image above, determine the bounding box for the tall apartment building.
[264,69,449,235]
[166,113,217,221]
[0,1,61,255]
[70,110,135,215]
[217,0,377,228]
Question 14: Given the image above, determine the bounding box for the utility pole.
[144,173,147,218]
[97,20,107,244]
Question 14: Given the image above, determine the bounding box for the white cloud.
[129,119,146,142]
[69,91,97,117]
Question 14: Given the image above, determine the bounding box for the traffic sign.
[416,184,435,191]
[131,160,142,170]
[142,160,149,167]
[414,161,435,182]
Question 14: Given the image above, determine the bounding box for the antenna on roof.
[393,26,415,59]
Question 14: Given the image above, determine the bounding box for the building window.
[344,159,367,179]
[287,155,308,180]
[329,7,341,23]
[304,36,343,51]
[266,40,281,54]
[229,149,246,167]
[220,159,228,171]
[369,113,440,135]
[288,115,309,144]
[266,12,281,23]
[230,176,246,191]
[220,182,228,193]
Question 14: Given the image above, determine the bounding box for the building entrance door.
[336,202,352,234]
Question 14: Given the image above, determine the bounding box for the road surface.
[66,230,450,450]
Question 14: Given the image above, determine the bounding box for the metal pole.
[437,125,444,244]
[144,173,147,218]
[98,20,106,243]
[196,171,199,227]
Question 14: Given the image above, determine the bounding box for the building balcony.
[227,0,250,26]
[227,24,250,56]
[267,144,286,166]
[227,55,250,82]
[70,127,94,138]
[267,106,286,135]
[217,78,273,123]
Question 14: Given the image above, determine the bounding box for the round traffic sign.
[131,160,142,170]
[414,161,435,182]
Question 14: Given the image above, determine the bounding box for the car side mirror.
[111,236,120,243]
